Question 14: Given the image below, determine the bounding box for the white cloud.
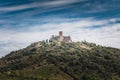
[0,0,83,12]
[0,18,120,57]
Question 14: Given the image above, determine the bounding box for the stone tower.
[59,31,63,36]
[59,31,64,42]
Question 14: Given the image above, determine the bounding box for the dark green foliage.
[0,41,120,80]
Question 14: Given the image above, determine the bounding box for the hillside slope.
[0,41,120,80]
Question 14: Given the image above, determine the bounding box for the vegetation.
[0,41,120,80]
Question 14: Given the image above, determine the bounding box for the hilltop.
[0,40,120,80]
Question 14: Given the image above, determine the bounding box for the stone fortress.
[50,31,72,43]
[30,31,72,48]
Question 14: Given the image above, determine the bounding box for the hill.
[0,41,120,80]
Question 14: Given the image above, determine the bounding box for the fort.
[50,31,72,43]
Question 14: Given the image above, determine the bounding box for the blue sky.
[0,0,120,57]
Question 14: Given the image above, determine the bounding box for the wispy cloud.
[0,0,83,12]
